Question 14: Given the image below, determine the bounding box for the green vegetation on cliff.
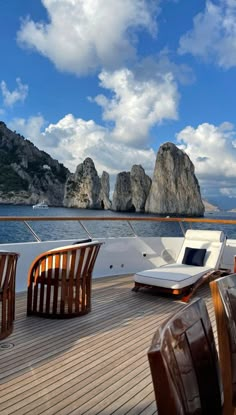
[0,121,70,205]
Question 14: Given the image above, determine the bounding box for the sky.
[1,0,236,209]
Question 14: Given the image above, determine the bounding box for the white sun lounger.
[133,229,227,302]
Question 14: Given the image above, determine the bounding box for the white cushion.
[133,230,226,291]
[176,230,226,268]
[184,229,225,242]
[134,264,213,290]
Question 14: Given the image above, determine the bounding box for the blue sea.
[0,204,236,243]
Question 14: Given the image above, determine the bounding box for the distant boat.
[32,200,49,209]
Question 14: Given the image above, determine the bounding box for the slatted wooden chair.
[147,297,224,415]
[0,251,20,340]
[27,241,102,318]
[210,274,236,415]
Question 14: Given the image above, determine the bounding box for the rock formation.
[99,171,112,210]
[112,172,132,211]
[0,121,205,216]
[130,165,152,212]
[0,121,69,206]
[145,142,204,216]
[63,157,111,209]
[112,166,151,212]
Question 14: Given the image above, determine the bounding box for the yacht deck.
[0,274,216,415]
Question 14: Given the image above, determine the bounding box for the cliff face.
[0,121,69,206]
[99,171,112,210]
[130,165,152,212]
[145,142,204,216]
[112,172,133,211]
[63,157,111,209]
[112,165,152,212]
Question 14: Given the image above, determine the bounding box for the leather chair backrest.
[148,297,223,414]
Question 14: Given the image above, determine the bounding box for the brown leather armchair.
[148,297,223,414]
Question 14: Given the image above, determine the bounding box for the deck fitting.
[0,343,14,350]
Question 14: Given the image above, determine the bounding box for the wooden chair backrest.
[210,274,236,414]
[28,241,102,283]
[0,251,19,339]
[27,241,102,317]
[0,251,19,292]
[147,297,223,415]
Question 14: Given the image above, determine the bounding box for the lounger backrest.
[148,297,223,414]
[176,229,226,269]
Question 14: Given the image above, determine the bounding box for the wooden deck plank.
[0,275,216,415]
[0,326,160,412]
[0,297,182,379]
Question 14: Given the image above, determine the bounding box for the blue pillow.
[182,247,206,266]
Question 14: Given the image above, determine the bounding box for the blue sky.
[1,0,236,208]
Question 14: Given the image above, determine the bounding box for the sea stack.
[145,142,204,216]
[130,165,151,212]
[63,157,101,208]
[112,165,151,212]
[112,172,132,211]
[63,157,111,209]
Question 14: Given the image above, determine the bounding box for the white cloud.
[17,0,159,75]
[1,78,28,107]
[8,115,46,145]
[135,53,195,86]
[39,114,156,177]
[94,67,179,145]
[5,61,179,182]
[178,0,236,68]
[13,113,155,188]
[176,122,236,196]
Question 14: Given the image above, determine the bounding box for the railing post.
[23,221,41,242]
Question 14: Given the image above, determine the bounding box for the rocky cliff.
[100,171,112,210]
[112,172,132,211]
[130,165,152,212]
[63,157,111,209]
[0,121,69,205]
[112,165,151,212]
[145,142,204,216]
[0,121,205,216]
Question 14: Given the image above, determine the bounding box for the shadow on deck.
[0,274,215,415]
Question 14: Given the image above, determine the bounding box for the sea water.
[0,204,235,243]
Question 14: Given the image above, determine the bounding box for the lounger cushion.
[134,264,213,290]
[183,230,225,243]
[176,230,226,268]
[133,230,226,292]
[182,247,206,266]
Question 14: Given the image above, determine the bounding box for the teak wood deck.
[0,274,217,415]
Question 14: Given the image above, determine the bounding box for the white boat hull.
[1,235,234,293]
